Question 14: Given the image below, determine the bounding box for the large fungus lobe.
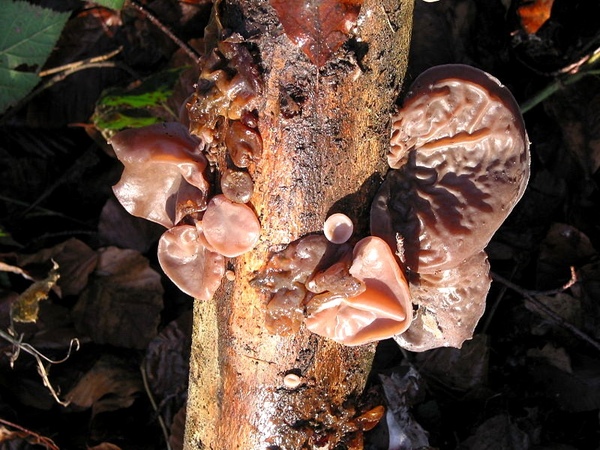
[372,64,530,274]
[371,64,530,351]
[111,122,209,228]
[305,236,412,346]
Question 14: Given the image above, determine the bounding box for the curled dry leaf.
[66,354,144,417]
[10,260,60,324]
[144,311,191,428]
[73,247,163,349]
[16,238,98,297]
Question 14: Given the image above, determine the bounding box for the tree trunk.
[184,1,414,448]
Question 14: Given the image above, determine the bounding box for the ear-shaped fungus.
[111,122,209,228]
[202,194,261,257]
[372,64,530,274]
[157,224,225,300]
[111,122,261,301]
[305,236,412,346]
[372,64,530,350]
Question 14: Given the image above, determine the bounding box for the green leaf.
[0,67,39,112]
[93,67,188,140]
[0,0,70,113]
[90,0,126,10]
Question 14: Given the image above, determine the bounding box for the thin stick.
[141,363,173,450]
[39,47,124,77]
[491,271,600,352]
[129,0,201,63]
[0,417,59,450]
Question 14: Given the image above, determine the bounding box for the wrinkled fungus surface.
[187,41,262,144]
[372,64,530,274]
[371,64,530,351]
[306,236,412,346]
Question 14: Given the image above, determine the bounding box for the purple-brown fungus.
[110,122,209,228]
[371,64,530,350]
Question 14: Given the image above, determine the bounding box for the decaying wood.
[184,0,414,448]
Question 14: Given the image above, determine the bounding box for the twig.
[491,270,600,352]
[39,47,124,77]
[0,328,80,406]
[520,45,600,113]
[141,363,172,450]
[0,417,59,450]
[0,50,136,125]
[129,0,201,63]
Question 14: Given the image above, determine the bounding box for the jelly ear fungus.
[372,64,530,351]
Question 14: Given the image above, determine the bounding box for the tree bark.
[184,1,414,448]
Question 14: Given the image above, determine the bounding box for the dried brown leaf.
[10,261,59,324]
[169,405,186,450]
[537,223,596,289]
[17,238,99,297]
[269,0,363,66]
[143,311,191,426]
[87,443,123,450]
[414,334,489,393]
[66,354,143,417]
[98,197,164,253]
[460,414,530,450]
[73,247,163,349]
[517,0,554,35]
[379,366,430,449]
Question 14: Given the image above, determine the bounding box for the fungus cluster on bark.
[253,64,530,350]
[109,58,529,352]
[109,38,264,301]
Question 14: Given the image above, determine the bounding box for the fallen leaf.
[72,247,163,349]
[414,334,489,393]
[379,366,430,450]
[18,238,99,297]
[169,405,186,450]
[10,260,59,323]
[528,355,600,412]
[143,311,192,426]
[517,0,554,34]
[460,414,530,450]
[98,197,164,253]
[66,354,143,417]
[87,443,123,450]
[527,344,572,373]
[537,223,596,289]
[269,0,363,66]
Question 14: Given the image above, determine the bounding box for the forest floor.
[1,0,600,449]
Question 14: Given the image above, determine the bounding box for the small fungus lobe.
[323,213,354,244]
[157,224,225,300]
[202,194,260,258]
[305,236,412,346]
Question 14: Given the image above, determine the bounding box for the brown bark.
[184,1,414,448]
